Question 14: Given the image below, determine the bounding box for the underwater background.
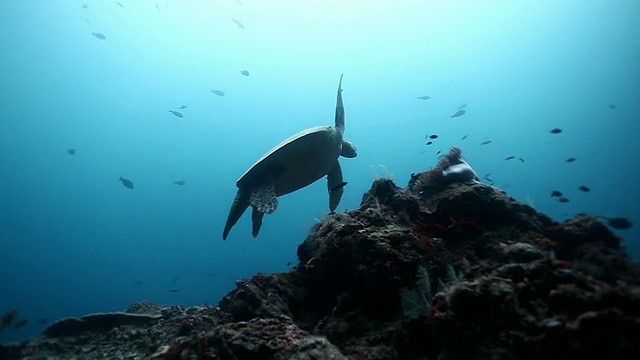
[0,0,638,343]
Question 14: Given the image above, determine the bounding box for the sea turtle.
[222,75,357,240]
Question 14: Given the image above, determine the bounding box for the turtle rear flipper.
[251,207,265,237]
[327,161,346,212]
[223,189,250,240]
[249,183,279,214]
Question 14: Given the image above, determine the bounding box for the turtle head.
[340,140,357,158]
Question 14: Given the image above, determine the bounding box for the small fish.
[172,274,181,284]
[607,217,632,229]
[286,262,291,266]
[558,197,570,203]
[578,185,590,192]
[133,280,143,285]
[211,89,225,96]
[155,3,160,10]
[168,289,179,293]
[436,150,441,155]
[608,104,616,110]
[115,1,123,7]
[37,318,49,325]
[457,103,468,109]
[425,141,433,145]
[177,105,187,109]
[461,135,468,141]
[416,95,431,100]
[481,140,492,145]
[236,0,244,5]
[82,4,89,9]
[483,173,494,184]
[518,158,525,163]
[550,128,562,134]
[565,157,576,163]
[119,177,134,189]
[92,32,106,40]
[169,110,183,118]
[67,149,76,155]
[451,109,466,118]
[173,180,186,185]
[505,156,515,161]
[240,70,250,76]
[13,318,28,329]
[231,18,244,29]
[428,134,438,139]
[550,190,562,197]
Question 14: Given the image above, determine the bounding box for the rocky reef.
[2,170,639,359]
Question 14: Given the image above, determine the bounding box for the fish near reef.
[92,32,106,40]
[550,190,562,197]
[417,95,431,100]
[211,89,225,96]
[240,70,250,76]
[550,128,562,134]
[173,180,186,185]
[566,157,576,163]
[119,177,134,189]
[558,197,570,203]
[608,217,632,229]
[67,149,76,155]
[578,185,590,192]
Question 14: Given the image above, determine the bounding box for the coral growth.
[409,147,478,193]
[2,167,639,359]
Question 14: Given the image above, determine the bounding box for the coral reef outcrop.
[2,169,639,359]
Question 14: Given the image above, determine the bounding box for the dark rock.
[3,169,640,359]
[44,312,162,338]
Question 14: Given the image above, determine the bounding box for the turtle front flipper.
[222,189,251,240]
[334,74,345,134]
[327,161,347,212]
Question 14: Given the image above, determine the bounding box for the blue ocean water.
[0,0,638,343]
